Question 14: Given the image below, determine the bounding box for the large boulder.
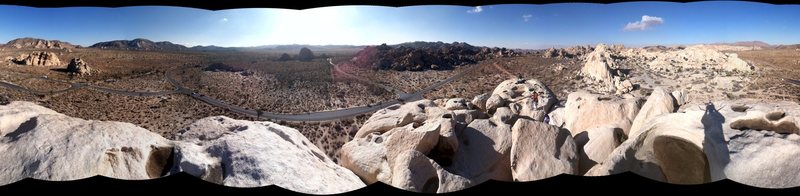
[486,78,557,121]
[12,51,61,66]
[445,98,469,110]
[171,116,365,194]
[563,91,644,136]
[471,93,489,112]
[628,87,678,138]
[0,101,173,185]
[66,58,93,75]
[510,119,578,181]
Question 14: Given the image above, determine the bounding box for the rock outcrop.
[339,78,575,193]
[579,44,634,94]
[620,45,755,74]
[3,38,76,49]
[349,41,519,71]
[12,51,61,66]
[66,58,93,75]
[542,45,593,59]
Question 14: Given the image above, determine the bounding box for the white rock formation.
[0,101,173,185]
[641,45,755,73]
[0,101,366,194]
[171,116,365,194]
[580,44,634,94]
[12,51,61,66]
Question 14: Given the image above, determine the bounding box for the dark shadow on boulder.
[653,135,711,184]
[146,145,175,178]
[4,117,37,142]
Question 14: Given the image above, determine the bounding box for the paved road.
[786,78,800,86]
[1,62,482,122]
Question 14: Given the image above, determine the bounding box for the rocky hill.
[349,41,520,71]
[89,38,188,51]
[2,37,76,49]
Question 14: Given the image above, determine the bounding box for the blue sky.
[0,2,797,49]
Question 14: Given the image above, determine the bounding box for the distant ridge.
[89,38,188,51]
[2,37,76,49]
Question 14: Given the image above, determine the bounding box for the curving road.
[0,61,482,122]
[786,78,800,86]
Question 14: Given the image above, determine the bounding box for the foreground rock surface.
[0,101,172,184]
[0,102,366,194]
[510,119,578,181]
[171,116,365,194]
[588,99,800,188]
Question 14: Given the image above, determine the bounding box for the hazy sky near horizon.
[0,2,798,49]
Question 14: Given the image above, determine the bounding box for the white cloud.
[467,6,483,14]
[623,15,664,31]
[221,18,228,22]
[522,14,533,22]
